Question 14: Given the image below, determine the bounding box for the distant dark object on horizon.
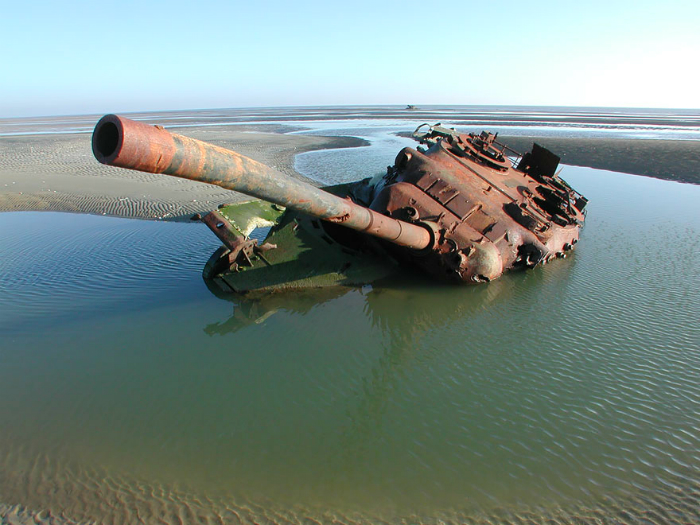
[406,105,418,110]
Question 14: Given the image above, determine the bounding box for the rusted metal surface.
[93,115,431,251]
[92,115,586,287]
[366,126,586,282]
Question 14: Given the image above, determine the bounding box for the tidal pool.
[0,166,699,524]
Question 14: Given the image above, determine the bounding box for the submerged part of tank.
[92,116,587,294]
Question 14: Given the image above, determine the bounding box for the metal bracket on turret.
[201,210,276,272]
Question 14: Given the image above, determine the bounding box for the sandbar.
[0,125,367,221]
[500,135,700,186]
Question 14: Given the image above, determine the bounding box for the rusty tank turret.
[92,115,587,293]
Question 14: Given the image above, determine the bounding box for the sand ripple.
[1,443,699,525]
[0,128,367,220]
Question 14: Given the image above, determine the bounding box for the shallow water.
[3,105,700,139]
[1,163,699,523]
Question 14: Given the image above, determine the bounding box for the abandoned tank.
[92,116,587,294]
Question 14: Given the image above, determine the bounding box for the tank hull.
[202,182,400,294]
[91,116,587,292]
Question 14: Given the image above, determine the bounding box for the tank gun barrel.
[92,115,431,251]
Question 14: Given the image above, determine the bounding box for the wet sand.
[0,126,368,221]
[499,136,700,186]
[1,126,698,222]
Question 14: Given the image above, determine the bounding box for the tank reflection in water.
[0,166,699,524]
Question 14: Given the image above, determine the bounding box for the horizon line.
[3,103,700,121]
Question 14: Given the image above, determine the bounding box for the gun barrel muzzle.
[93,114,432,251]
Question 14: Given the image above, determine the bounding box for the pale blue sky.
[1,0,698,117]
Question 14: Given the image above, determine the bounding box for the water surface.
[3,105,700,139]
[1,164,699,523]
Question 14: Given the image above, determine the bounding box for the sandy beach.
[1,124,698,223]
[0,125,367,221]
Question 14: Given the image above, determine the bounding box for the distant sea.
[1,105,700,140]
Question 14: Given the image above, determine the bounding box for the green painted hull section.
[203,182,398,294]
